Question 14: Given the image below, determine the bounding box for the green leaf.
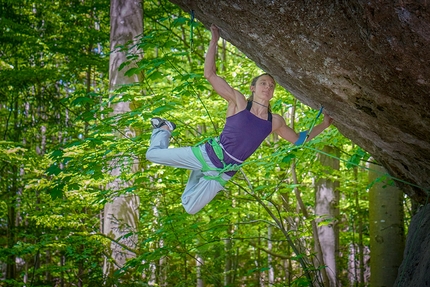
[124,67,140,77]
[71,96,93,106]
[172,16,188,26]
[147,70,164,80]
[346,147,370,169]
[67,183,81,191]
[282,153,296,163]
[49,183,64,200]
[50,149,64,159]
[291,277,311,287]
[246,266,270,275]
[152,104,175,114]
[47,163,62,176]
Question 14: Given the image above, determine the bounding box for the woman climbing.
[146,24,333,214]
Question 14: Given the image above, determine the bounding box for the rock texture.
[395,203,430,287]
[170,0,430,204]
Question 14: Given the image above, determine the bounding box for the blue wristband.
[294,131,308,145]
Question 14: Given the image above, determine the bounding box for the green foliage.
[346,146,371,169]
[0,0,110,285]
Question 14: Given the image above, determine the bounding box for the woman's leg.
[146,128,201,170]
[146,127,231,214]
[181,146,231,214]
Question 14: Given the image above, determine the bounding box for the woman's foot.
[151,117,176,131]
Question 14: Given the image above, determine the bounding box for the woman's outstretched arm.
[273,112,333,144]
[204,24,245,106]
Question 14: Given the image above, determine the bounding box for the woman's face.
[251,75,276,100]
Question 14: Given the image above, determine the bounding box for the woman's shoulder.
[270,113,287,130]
[271,113,285,122]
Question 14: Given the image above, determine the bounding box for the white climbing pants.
[145,128,231,214]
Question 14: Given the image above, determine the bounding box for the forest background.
[0,0,409,286]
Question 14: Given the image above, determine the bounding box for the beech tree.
[369,163,405,286]
[315,145,340,287]
[102,0,143,276]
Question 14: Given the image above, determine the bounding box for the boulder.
[395,204,430,287]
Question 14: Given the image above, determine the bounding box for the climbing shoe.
[151,117,176,131]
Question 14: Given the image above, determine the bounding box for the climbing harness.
[191,137,242,186]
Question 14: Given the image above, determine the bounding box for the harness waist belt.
[219,142,244,164]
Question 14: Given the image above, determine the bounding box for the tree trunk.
[345,163,370,286]
[315,145,340,287]
[196,253,204,287]
[103,0,143,277]
[354,166,366,286]
[267,224,274,285]
[5,95,20,284]
[224,235,233,286]
[6,175,17,283]
[369,163,405,287]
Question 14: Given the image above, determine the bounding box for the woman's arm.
[273,113,333,144]
[306,113,333,141]
[204,25,245,106]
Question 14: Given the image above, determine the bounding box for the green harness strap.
[191,146,227,186]
[191,138,241,186]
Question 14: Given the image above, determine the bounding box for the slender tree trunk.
[356,171,365,286]
[60,254,65,287]
[224,232,233,286]
[267,224,274,285]
[369,163,405,286]
[315,145,340,287]
[45,250,52,283]
[184,256,188,283]
[103,0,143,277]
[291,157,329,286]
[288,246,293,284]
[196,253,204,287]
[6,172,17,283]
[259,228,264,286]
[5,96,20,284]
[286,98,327,285]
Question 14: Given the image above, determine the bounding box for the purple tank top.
[205,101,272,176]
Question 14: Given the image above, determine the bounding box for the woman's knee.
[183,204,202,215]
[181,194,204,215]
[146,149,159,163]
